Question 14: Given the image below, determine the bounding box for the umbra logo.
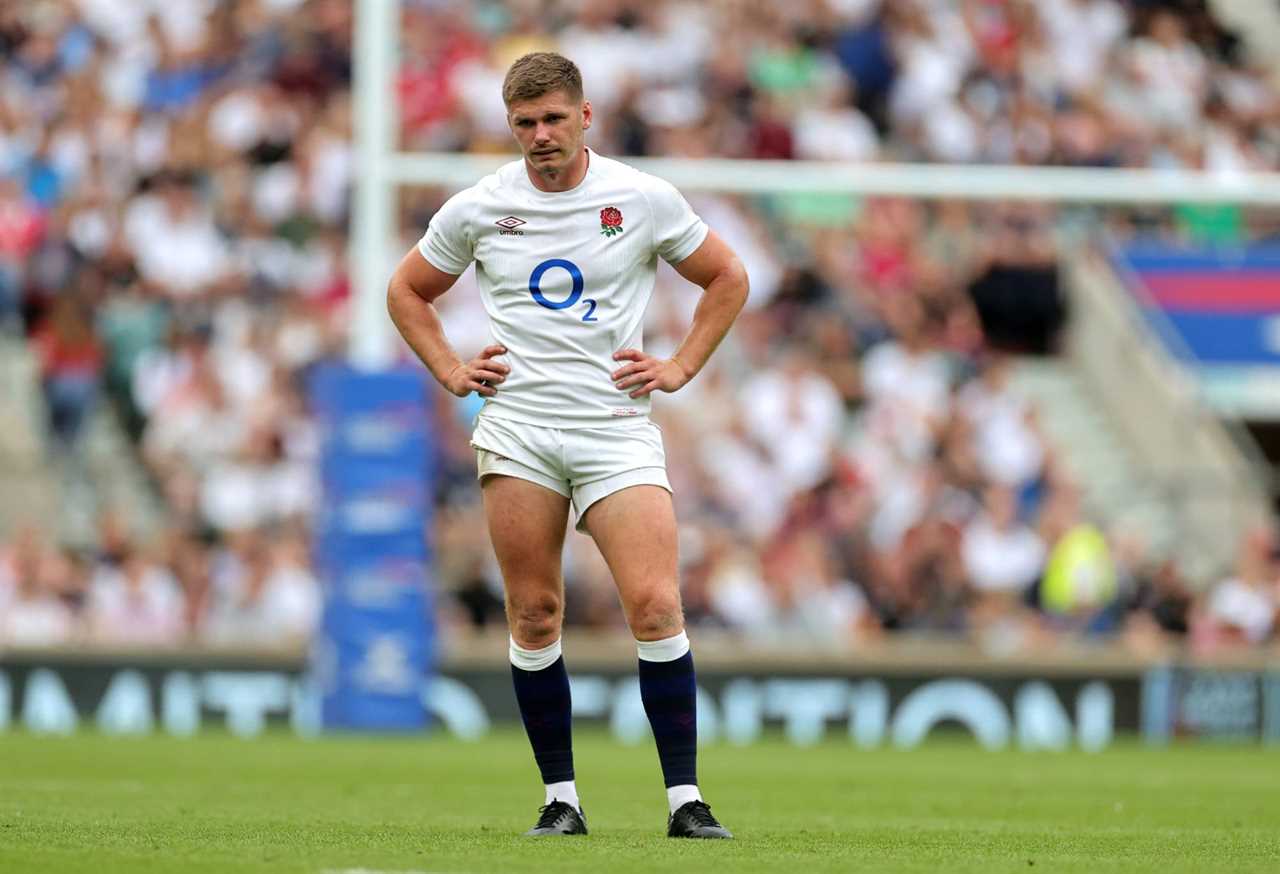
[495,216,526,235]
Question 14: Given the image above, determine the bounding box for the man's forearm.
[671,267,748,380]
[387,281,463,385]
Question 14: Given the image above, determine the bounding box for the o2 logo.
[529,258,597,322]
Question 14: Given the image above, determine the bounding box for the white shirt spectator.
[0,590,75,646]
[1204,124,1261,177]
[739,361,844,495]
[142,373,245,469]
[708,551,774,633]
[212,338,272,410]
[780,578,868,644]
[698,422,790,540]
[87,562,185,645]
[558,18,651,114]
[687,194,782,309]
[450,58,512,143]
[863,340,951,420]
[76,0,211,51]
[302,130,353,225]
[201,459,272,533]
[889,5,973,125]
[922,100,981,163]
[794,105,879,162]
[1205,577,1276,644]
[962,512,1046,593]
[268,459,318,521]
[0,552,15,615]
[258,564,321,639]
[652,2,716,83]
[125,191,230,297]
[67,201,112,259]
[233,235,301,292]
[203,559,321,647]
[862,339,951,460]
[208,87,268,153]
[958,375,1045,487]
[1129,31,1208,131]
[252,162,302,224]
[1037,0,1127,94]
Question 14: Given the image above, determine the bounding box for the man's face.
[507,89,591,175]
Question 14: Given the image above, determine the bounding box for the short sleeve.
[646,177,709,265]
[417,190,474,274]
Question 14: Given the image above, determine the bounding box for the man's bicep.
[392,246,461,303]
[671,231,743,289]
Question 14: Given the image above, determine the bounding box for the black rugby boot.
[524,800,588,836]
[667,800,733,839]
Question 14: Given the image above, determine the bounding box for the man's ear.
[582,99,593,130]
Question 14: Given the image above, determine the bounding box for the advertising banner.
[308,363,434,731]
[7,654,1278,749]
[1142,666,1280,743]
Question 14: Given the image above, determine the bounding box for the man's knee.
[626,589,684,641]
[508,592,563,648]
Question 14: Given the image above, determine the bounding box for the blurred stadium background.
[3,0,1280,755]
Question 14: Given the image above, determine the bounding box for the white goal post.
[351,0,1280,369]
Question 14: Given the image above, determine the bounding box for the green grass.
[0,730,1276,873]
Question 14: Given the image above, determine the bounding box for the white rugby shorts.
[471,414,671,533]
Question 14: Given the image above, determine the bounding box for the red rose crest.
[600,206,624,237]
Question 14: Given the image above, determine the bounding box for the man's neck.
[526,147,590,192]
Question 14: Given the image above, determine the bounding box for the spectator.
[0,542,77,647]
[0,0,1276,654]
[1038,0,1127,97]
[961,485,1046,600]
[1127,10,1209,133]
[1037,484,1119,631]
[792,78,880,162]
[124,171,232,299]
[764,531,872,645]
[1193,525,1278,648]
[32,291,101,455]
[0,175,44,333]
[738,347,845,498]
[956,353,1046,490]
[202,530,319,648]
[85,547,185,646]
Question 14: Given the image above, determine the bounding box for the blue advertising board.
[308,363,434,731]
[1118,242,1280,366]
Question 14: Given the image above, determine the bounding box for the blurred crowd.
[1,0,1278,653]
[404,0,1279,173]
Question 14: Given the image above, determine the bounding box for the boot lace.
[684,801,719,827]
[534,801,574,829]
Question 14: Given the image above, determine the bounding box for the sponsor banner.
[308,363,434,732]
[0,659,317,738]
[1117,243,1280,376]
[445,668,1133,750]
[1141,666,1280,743]
[4,658,1274,747]
[5,660,1274,747]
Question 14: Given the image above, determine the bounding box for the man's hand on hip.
[445,345,509,397]
[611,348,693,399]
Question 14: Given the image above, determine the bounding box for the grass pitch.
[0,729,1276,873]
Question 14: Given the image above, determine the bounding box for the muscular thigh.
[581,484,682,640]
[481,474,571,646]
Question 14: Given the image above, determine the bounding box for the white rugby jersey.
[417,148,708,428]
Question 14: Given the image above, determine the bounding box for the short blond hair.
[502,52,583,107]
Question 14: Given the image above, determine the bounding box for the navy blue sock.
[511,655,574,784]
[638,651,698,787]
